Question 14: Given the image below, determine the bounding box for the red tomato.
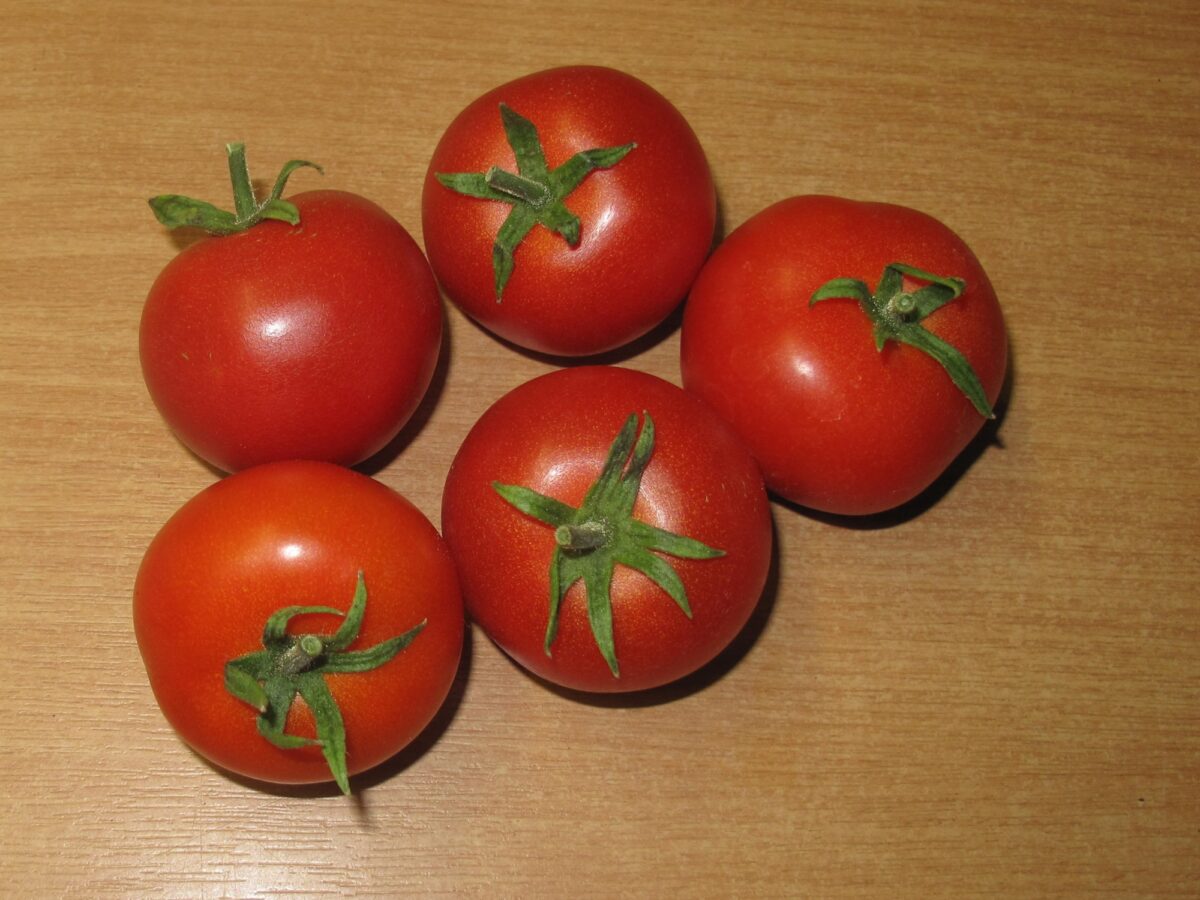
[141,188,442,472]
[422,66,715,357]
[134,461,463,792]
[681,195,1008,516]
[441,366,772,693]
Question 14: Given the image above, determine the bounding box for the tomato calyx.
[492,412,723,678]
[223,571,426,795]
[435,103,635,301]
[149,143,323,235]
[811,262,995,418]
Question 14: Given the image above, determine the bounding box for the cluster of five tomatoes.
[132,66,1008,794]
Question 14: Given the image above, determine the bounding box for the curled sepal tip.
[493,412,724,678]
[811,261,994,418]
[149,142,322,236]
[223,571,425,795]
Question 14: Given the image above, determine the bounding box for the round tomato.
[441,366,772,693]
[422,65,715,357]
[134,461,463,793]
[141,147,441,472]
[681,195,1008,516]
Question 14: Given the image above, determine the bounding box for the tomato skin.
[134,461,463,787]
[422,66,716,356]
[441,366,772,693]
[680,195,1008,516]
[140,189,442,473]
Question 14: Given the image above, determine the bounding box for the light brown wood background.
[1,0,1197,896]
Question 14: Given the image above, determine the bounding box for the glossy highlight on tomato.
[422,66,716,357]
[134,461,464,790]
[681,195,1008,516]
[441,366,772,693]
[141,188,442,472]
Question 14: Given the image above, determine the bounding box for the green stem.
[149,144,322,235]
[891,292,919,319]
[226,143,257,221]
[279,635,324,675]
[556,521,609,551]
[486,167,551,206]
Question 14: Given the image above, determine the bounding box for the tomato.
[441,366,772,693]
[134,461,464,793]
[680,195,1008,516]
[422,65,715,357]
[141,146,441,472]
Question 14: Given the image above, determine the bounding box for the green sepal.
[551,144,637,194]
[149,142,322,236]
[492,205,538,299]
[255,676,317,750]
[148,195,240,234]
[810,277,871,306]
[224,656,270,711]
[436,102,635,301]
[811,261,994,418]
[499,104,549,178]
[627,520,725,560]
[885,263,964,312]
[493,482,576,525]
[614,545,692,617]
[892,321,993,417]
[326,571,368,652]
[321,620,427,673]
[295,673,350,795]
[583,564,617,676]
[546,549,566,653]
[262,605,342,649]
[435,172,505,201]
[223,572,425,795]
[537,202,582,246]
[493,412,725,678]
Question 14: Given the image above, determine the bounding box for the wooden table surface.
[2,0,1197,896]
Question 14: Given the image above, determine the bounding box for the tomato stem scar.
[492,413,724,677]
[811,262,994,418]
[435,103,635,301]
[223,571,426,795]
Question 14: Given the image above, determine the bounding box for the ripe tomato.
[134,461,463,793]
[441,366,772,693]
[141,146,441,472]
[422,66,716,357]
[681,195,1008,516]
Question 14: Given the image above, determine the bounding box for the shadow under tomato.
[502,507,782,709]
[196,622,473,813]
[454,295,687,371]
[709,187,728,255]
[350,623,474,793]
[785,341,1016,530]
[163,429,229,479]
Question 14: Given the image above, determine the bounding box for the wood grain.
[1,0,1197,896]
